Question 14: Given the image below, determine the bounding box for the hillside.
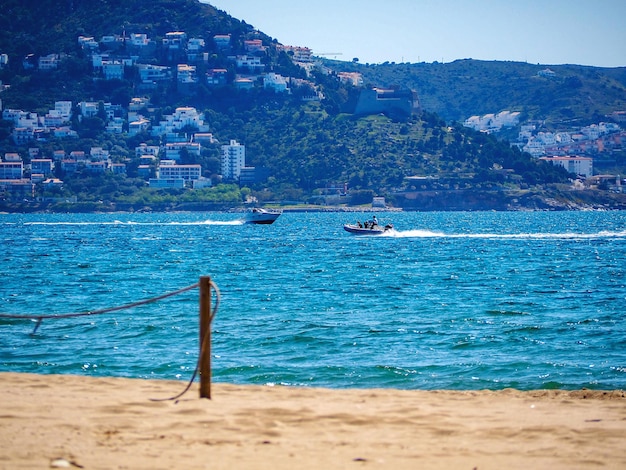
[327,59,626,126]
[0,0,624,212]
[0,0,246,54]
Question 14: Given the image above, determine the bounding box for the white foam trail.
[199,219,244,225]
[389,229,626,240]
[384,229,446,238]
[23,219,244,226]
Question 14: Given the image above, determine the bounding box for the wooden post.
[199,276,212,398]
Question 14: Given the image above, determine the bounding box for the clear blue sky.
[204,0,626,67]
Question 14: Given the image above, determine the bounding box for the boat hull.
[343,224,392,235]
[245,210,281,225]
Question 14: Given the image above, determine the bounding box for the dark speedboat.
[343,222,393,235]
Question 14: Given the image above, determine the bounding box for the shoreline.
[2,372,625,469]
[2,187,626,214]
[2,205,625,215]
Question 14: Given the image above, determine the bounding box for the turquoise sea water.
[1,210,625,391]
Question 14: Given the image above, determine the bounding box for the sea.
[1,210,625,391]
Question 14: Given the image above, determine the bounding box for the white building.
[464,110,520,133]
[128,118,150,136]
[263,73,289,92]
[0,161,24,179]
[135,143,160,157]
[539,156,593,177]
[173,106,201,127]
[221,139,246,180]
[536,132,557,145]
[38,54,60,71]
[53,127,78,139]
[187,38,205,61]
[523,138,547,157]
[103,61,124,80]
[137,64,171,83]
[177,64,197,84]
[164,142,201,161]
[163,31,187,50]
[90,147,110,161]
[158,163,202,181]
[129,33,150,47]
[54,101,73,119]
[337,72,364,86]
[556,132,573,144]
[78,35,99,51]
[129,97,150,111]
[149,159,207,188]
[31,159,54,175]
[213,34,231,49]
[106,117,124,134]
[277,45,313,63]
[235,55,264,71]
[149,178,184,189]
[151,107,209,137]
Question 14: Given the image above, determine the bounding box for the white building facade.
[221,140,246,180]
[539,156,593,177]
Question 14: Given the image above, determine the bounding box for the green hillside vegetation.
[330,59,626,128]
[0,0,624,211]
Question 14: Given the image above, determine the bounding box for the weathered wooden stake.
[199,276,212,398]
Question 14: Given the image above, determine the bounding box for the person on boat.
[371,215,378,227]
[357,221,363,228]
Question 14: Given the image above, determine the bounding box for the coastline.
[1,372,625,469]
[1,188,625,214]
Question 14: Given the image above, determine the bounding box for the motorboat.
[343,221,393,235]
[244,208,282,224]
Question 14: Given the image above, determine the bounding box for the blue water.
[1,211,625,391]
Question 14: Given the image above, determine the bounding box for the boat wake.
[23,219,244,226]
[388,229,626,240]
[199,219,244,225]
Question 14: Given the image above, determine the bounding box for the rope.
[0,278,221,402]
[152,278,221,402]
[0,282,200,334]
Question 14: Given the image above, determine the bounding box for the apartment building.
[221,140,246,180]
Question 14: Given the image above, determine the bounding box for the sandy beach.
[0,373,624,470]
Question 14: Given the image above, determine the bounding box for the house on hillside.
[263,73,289,92]
[244,39,266,55]
[213,34,231,49]
[187,38,205,62]
[38,54,61,71]
[207,68,228,86]
[235,55,264,72]
[537,68,556,78]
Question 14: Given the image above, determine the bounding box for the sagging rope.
[153,278,221,402]
[0,282,201,334]
[0,278,222,402]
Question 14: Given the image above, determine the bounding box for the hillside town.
[0,29,319,200]
[0,23,624,204]
[0,99,258,200]
[0,27,421,202]
[463,108,625,191]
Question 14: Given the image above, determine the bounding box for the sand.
[0,373,624,470]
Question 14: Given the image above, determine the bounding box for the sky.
[204,0,626,67]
